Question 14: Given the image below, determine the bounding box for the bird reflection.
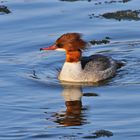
[53,85,87,126]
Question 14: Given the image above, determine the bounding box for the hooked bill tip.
[40,48,43,51]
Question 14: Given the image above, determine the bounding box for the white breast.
[58,62,83,82]
[58,59,117,83]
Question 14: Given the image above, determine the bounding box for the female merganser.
[40,33,122,83]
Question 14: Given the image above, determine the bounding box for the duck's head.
[40,33,87,62]
[40,33,87,51]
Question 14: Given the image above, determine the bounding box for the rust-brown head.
[40,33,87,51]
[40,33,87,62]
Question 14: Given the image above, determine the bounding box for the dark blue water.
[0,0,140,139]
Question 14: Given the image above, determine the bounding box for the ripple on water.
[22,40,140,87]
[1,0,140,140]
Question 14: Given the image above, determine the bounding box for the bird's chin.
[56,48,65,51]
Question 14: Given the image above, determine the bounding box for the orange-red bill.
[40,45,57,51]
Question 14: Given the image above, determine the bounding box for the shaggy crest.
[55,33,87,51]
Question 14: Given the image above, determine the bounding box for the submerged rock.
[60,0,131,3]
[104,0,131,4]
[89,37,110,45]
[102,10,140,21]
[83,93,99,97]
[0,5,11,14]
[60,0,92,2]
[94,130,113,137]
[94,0,131,5]
[83,130,113,139]
[122,0,131,3]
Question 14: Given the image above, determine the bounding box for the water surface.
[0,0,140,140]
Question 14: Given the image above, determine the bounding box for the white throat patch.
[58,62,82,82]
[55,48,65,51]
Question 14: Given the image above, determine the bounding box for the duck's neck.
[59,50,83,82]
[59,61,82,82]
[66,50,82,63]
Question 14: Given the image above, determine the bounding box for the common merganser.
[40,33,122,83]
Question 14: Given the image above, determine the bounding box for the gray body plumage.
[59,54,122,83]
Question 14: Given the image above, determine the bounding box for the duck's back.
[80,54,119,82]
[81,54,114,71]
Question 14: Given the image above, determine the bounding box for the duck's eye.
[57,43,63,48]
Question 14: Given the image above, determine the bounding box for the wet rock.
[89,37,110,45]
[83,93,99,97]
[83,130,113,139]
[60,0,131,3]
[95,0,131,5]
[102,10,140,21]
[60,0,92,2]
[89,13,100,19]
[94,130,113,137]
[29,70,40,79]
[121,0,131,3]
[0,5,11,14]
[104,0,131,4]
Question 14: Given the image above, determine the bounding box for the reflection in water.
[53,85,87,126]
[47,85,113,138]
[46,85,114,139]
